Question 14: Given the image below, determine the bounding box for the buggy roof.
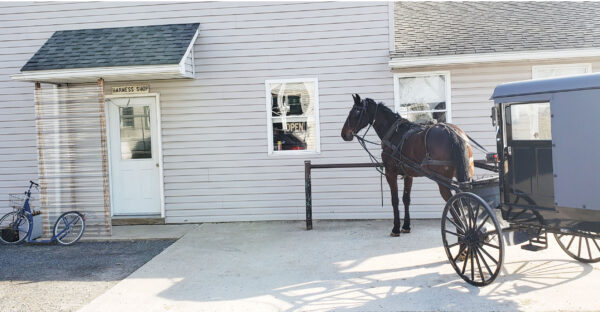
[491,73,600,100]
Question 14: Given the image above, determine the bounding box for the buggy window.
[508,102,552,140]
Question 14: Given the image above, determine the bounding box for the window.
[394,72,451,124]
[532,63,591,79]
[266,79,320,154]
[508,102,551,141]
[119,105,151,159]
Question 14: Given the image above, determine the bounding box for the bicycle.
[0,181,85,245]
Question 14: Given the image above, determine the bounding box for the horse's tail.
[446,125,472,183]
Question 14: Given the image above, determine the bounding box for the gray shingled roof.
[21,23,199,71]
[393,2,600,58]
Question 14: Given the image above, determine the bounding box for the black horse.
[341,94,473,236]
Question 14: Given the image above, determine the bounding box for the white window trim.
[265,78,321,156]
[393,71,452,123]
[532,63,592,79]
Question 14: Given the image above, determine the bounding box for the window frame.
[393,71,452,123]
[531,63,592,80]
[265,78,321,156]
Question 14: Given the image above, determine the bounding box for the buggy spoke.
[593,238,600,253]
[474,247,485,283]
[446,217,465,234]
[453,201,469,231]
[448,207,466,232]
[466,198,475,230]
[566,235,575,250]
[453,244,467,263]
[475,214,491,233]
[461,248,469,275]
[479,245,499,265]
[482,242,500,249]
[586,238,592,260]
[447,242,461,248]
[470,248,475,281]
[445,230,464,238]
[577,237,582,258]
[475,247,494,277]
[472,200,481,225]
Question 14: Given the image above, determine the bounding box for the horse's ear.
[353,93,361,106]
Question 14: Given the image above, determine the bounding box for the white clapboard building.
[1,2,599,237]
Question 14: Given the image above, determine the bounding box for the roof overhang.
[389,48,600,69]
[11,24,199,84]
[11,64,194,84]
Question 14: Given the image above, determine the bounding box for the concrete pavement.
[79,220,600,311]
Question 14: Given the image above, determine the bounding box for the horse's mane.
[364,98,408,124]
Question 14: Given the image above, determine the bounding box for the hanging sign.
[285,122,307,133]
[111,85,150,94]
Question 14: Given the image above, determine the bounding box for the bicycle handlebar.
[29,181,39,187]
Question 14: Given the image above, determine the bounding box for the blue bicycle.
[0,181,85,245]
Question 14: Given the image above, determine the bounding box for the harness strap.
[382,117,401,142]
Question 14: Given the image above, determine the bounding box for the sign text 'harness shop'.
[111,85,150,94]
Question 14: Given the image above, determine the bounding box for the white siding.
[392,57,600,217]
[0,2,396,223]
[3,1,599,225]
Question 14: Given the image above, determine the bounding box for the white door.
[107,96,161,216]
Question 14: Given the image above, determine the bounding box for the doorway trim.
[104,92,165,218]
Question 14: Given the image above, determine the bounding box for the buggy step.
[521,229,548,251]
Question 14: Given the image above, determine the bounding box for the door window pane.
[267,80,318,152]
[120,106,151,159]
[509,103,552,140]
[396,74,449,124]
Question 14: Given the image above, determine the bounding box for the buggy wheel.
[0,211,30,244]
[554,232,600,263]
[53,211,85,245]
[442,192,504,286]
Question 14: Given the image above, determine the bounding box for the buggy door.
[504,102,554,209]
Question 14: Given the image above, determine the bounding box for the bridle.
[347,101,385,175]
[348,100,379,142]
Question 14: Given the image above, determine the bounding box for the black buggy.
[442,73,600,286]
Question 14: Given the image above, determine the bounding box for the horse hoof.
[401,228,411,233]
[390,232,400,237]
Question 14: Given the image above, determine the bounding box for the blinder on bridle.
[348,102,369,136]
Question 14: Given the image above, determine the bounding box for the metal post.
[305,160,312,230]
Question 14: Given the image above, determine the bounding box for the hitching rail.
[304,160,383,230]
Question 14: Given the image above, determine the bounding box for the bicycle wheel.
[0,211,30,244]
[53,211,85,245]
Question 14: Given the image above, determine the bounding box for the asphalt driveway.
[0,240,175,312]
[79,220,600,311]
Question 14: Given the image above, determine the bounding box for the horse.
[341,94,474,237]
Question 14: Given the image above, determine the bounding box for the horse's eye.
[354,109,361,115]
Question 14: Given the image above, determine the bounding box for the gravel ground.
[0,240,175,312]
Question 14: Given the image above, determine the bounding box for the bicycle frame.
[18,181,81,244]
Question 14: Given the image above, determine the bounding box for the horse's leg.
[401,176,413,233]
[438,184,453,202]
[385,171,401,237]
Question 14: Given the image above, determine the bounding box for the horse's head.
[341,94,371,141]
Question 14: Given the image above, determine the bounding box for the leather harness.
[381,116,455,171]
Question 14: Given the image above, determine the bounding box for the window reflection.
[510,103,552,140]
[269,81,316,152]
[119,106,152,159]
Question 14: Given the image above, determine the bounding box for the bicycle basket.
[8,193,27,212]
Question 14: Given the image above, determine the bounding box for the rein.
[349,102,386,175]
